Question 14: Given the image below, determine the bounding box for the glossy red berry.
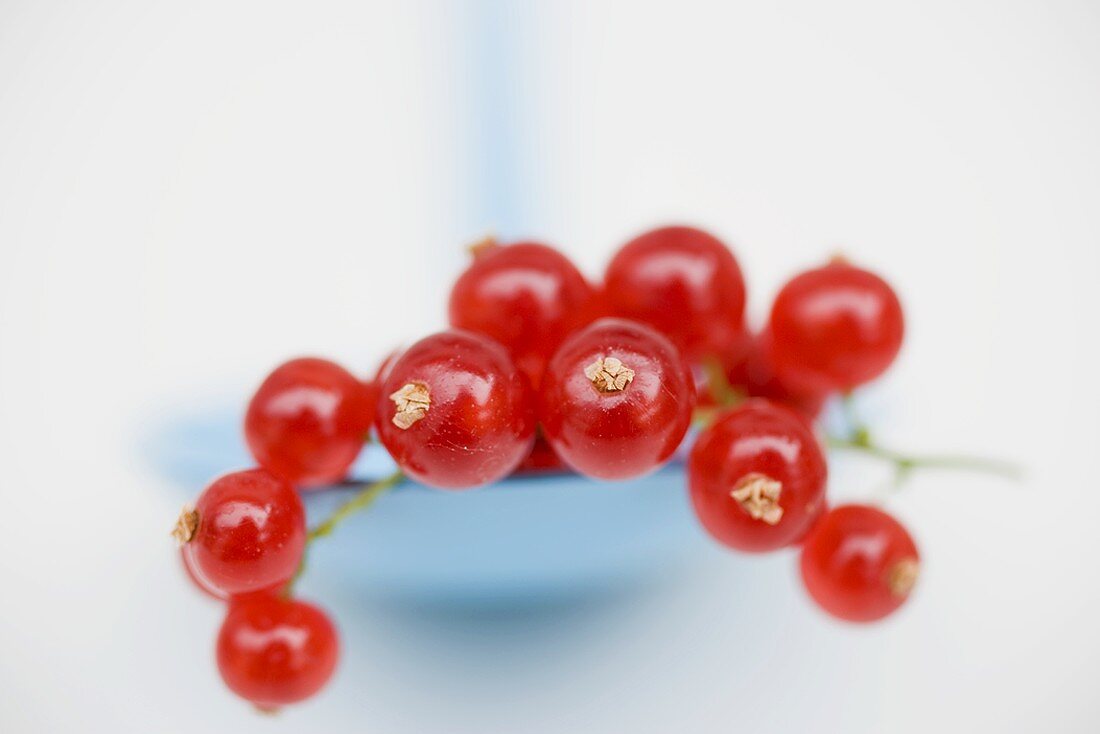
[800,504,919,622]
[180,549,225,600]
[768,260,904,393]
[538,318,694,480]
[448,241,597,388]
[217,595,339,708]
[176,469,306,596]
[245,358,374,487]
[180,551,284,602]
[372,348,403,386]
[603,226,747,362]
[688,400,827,552]
[514,434,571,476]
[725,330,828,419]
[375,329,536,489]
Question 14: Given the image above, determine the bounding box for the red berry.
[372,348,403,386]
[180,549,225,600]
[603,226,747,362]
[538,318,694,480]
[448,241,597,388]
[768,260,904,393]
[176,469,306,596]
[217,595,339,708]
[375,330,536,489]
[180,551,285,602]
[725,330,828,419]
[688,400,827,552]
[245,358,374,487]
[800,504,919,622]
[514,434,571,476]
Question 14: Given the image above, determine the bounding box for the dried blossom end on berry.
[172,504,199,545]
[730,473,784,525]
[584,356,635,393]
[390,382,431,429]
[887,558,920,597]
[466,234,500,259]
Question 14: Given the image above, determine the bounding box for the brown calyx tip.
[828,251,851,266]
[390,382,431,429]
[172,504,199,545]
[467,234,500,259]
[886,558,920,597]
[730,473,784,525]
[584,356,635,393]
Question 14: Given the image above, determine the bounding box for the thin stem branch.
[308,470,405,541]
[840,393,872,447]
[826,436,1023,480]
[285,471,405,593]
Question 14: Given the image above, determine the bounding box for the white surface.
[1,0,1099,731]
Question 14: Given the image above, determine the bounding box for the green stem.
[285,471,405,593]
[825,436,1023,481]
[840,393,872,447]
[691,405,722,429]
[702,357,745,409]
[308,471,405,541]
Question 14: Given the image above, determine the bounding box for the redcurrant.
[375,329,536,489]
[181,549,225,600]
[725,330,828,419]
[180,551,284,602]
[448,240,597,388]
[245,358,374,487]
[800,504,919,622]
[514,434,570,475]
[176,469,306,596]
[217,594,339,708]
[538,318,694,480]
[372,348,403,386]
[688,400,827,552]
[768,259,904,393]
[603,226,747,362]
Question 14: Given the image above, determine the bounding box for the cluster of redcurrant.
[174,225,994,710]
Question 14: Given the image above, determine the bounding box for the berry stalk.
[286,470,405,592]
[833,394,1021,482]
[307,470,406,541]
[701,356,745,409]
[825,435,1022,481]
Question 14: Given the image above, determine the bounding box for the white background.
[2,0,1099,731]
